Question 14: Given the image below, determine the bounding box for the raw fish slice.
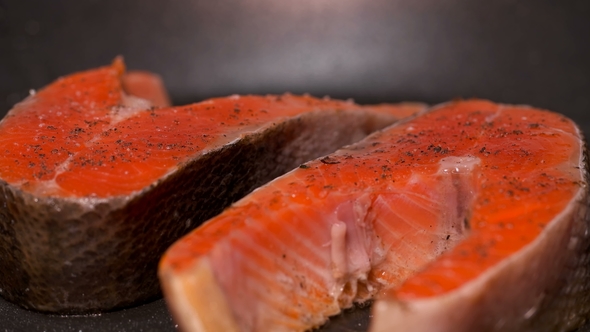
[0,60,423,313]
[122,69,171,107]
[159,100,590,332]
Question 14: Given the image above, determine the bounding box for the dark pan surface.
[0,0,589,331]
[1,297,589,332]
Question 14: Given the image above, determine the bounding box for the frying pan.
[0,0,589,331]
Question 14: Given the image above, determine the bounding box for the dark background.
[1,0,589,126]
[0,0,589,331]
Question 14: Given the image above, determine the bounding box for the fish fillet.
[0,60,423,313]
[159,100,590,331]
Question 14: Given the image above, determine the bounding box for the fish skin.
[158,100,590,332]
[0,61,422,313]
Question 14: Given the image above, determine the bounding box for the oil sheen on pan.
[0,59,424,314]
[159,100,590,332]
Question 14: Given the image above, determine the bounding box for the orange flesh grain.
[0,60,420,198]
[159,100,583,330]
[121,70,171,107]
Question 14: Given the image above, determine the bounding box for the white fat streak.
[371,124,585,331]
[30,93,155,197]
[438,156,480,175]
[331,222,348,280]
[329,197,381,306]
[372,170,586,332]
[484,104,504,123]
[110,94,152,125]
[434,156,480,256]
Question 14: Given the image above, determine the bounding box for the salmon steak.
[159,100,590,332]
[0,59,423,313]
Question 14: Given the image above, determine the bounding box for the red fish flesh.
[159,100,590,331]
[0,60,423,313]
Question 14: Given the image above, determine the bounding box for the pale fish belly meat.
[159,100,590,332]
[0,60,424,313]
